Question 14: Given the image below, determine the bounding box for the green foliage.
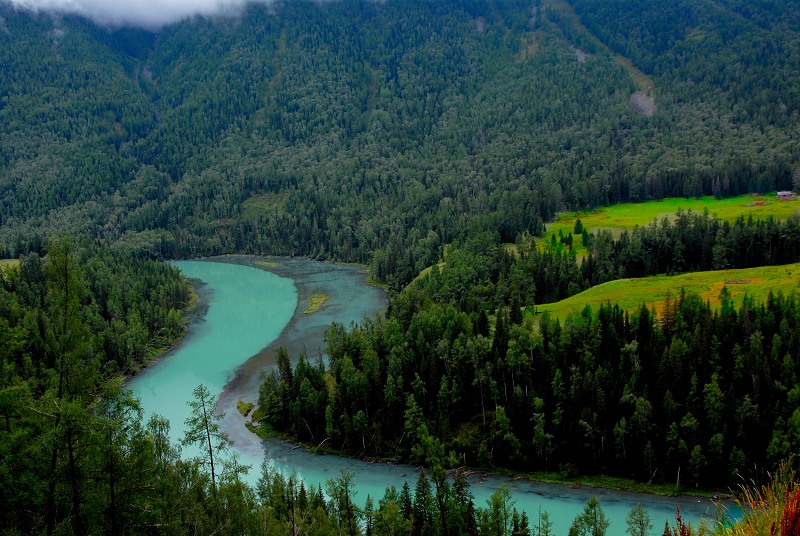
[626,503,653,536]
[0,238,191,534]
[257,228,800,489]
[2,0,800,531]
[2,0,798,291]
[1,232,793,533]
[540,262,800,323]
[183,384,234,499]
[568,497,610,536]
[579,210,800,286]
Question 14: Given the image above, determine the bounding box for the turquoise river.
[128,258,726,535]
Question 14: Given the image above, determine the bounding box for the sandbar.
[208,256,386,457]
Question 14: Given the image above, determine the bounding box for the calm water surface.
[127,260,296,451]
[129,260,725,535]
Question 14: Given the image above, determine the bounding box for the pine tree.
[569,497,610,536]
[182,384,232,500]
[625,503,653,536]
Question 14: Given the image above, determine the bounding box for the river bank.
[247,421,733,502]
[127,259,297,455]
[208,255,387,461]
[124,276,207,377]
[219,255,730,502]
[130,257,722,531]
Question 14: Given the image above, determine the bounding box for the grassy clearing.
[240,192,288,220]
[534,263,800,322]
[245,407,275,439]
[255,260,278,269]
[539,194,800,257]
[613,54,652,92]
[237,400,254,418]
[367,274,389,289]
[0,259,20,271]
[412,262,445,284]
[303,293,328,314]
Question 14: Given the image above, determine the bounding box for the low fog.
[5,0,273,29]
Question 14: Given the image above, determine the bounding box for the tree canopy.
[1,0,798,292]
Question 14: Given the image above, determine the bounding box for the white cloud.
[5,0,271,29]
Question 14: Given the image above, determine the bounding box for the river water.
[128,258,726,535]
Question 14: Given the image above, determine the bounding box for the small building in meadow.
[777,191,794,199]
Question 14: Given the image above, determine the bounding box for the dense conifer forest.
[2,0,800,533]
[0,239,191,532]
[259,228,800,487]
[2,0,799,288]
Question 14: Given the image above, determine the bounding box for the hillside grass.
[533,263,800,322]
[412,262,446,285]
[539,193,800,257]
[241,192,289,220]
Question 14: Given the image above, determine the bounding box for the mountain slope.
[0,0,797,287]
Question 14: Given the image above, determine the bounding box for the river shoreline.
[202,256,730,504]
[251,427,733,503]
[136,256,723,529]
[126,277,210,377]
[168,255,732,504]
[254,434,727,529]
[206,255,387,460]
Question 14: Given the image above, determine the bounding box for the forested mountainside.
[1,0,798,289]
[3,1,800,532]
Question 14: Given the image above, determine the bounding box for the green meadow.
[533,262,800,323]
[539,193,800,258]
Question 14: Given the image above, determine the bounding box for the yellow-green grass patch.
[515,32,540,62]
[534,263,800,323]
[0,259,20,271]
[255,260,278,269]
[412,262,446,285]
[367,274,389,289]
[237,400,254,417]
[240,192,289,220]
[613,54,652,93]
[539,194,800,257]
[303,293,328,314]
[183,284,200,314]
[246,407,279,439]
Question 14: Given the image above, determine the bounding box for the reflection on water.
[130,259,728,535]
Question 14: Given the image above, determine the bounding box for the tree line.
[0,238,190,532]
[581,210,800,285]
[258,226,800,489]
